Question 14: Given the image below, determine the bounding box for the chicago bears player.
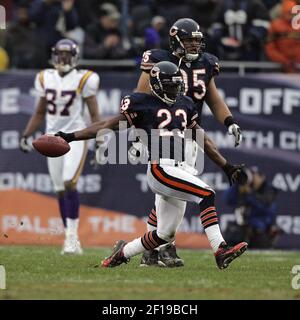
[20,39,100,255]
[55,61,247,269]
[135,18,243,267]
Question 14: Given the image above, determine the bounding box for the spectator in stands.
[83,3,129,60]
[223,166,282,249]
[210,0,270,61]
[191,0,219,30]
[144,16,168,50]
[5,1,47,68]
[30,0,79,55]
[265,0,300,73]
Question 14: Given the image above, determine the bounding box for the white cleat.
[61,235,83,255]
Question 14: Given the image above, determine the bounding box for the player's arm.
[136,50,157,93]
[193,124,246,185]
[56,114,126,142]
[22,97,47,137]
[136,71,151,93]
[85,95,101,123]
[205,78,242,147]
[20,97,47,152]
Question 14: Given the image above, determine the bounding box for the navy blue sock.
[65,189,80,220]
[58,195,67,228]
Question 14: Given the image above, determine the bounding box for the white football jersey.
[34,68,99,134]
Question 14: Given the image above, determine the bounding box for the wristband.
[224,116,235,128]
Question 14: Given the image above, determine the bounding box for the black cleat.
[140,250,159,267]
[215,241,248,269]
[158,244,184,268]
[101,240,130,268]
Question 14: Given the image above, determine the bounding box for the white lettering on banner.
[1,215,63,234]
[136,174,148,192]
[97,89,121,115]
[207,131,300,150]
[272,173,300,192]
[263,89,282,114]
[0,88,20,114]
[88,216,135,233]
[280,131,300,150]
[1,131,19,149]
[283,89,300,114]
[77,175,101,193]
[240,88,262,114]
[1,86,300,116]
[0,173,101,193]
[237,88,300,115]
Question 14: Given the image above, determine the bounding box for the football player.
[55,61,247,269]
[20,39,101,255]
[135,18,243,267]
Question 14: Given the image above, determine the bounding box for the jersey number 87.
[46,89,76,116]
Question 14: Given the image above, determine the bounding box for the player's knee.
[64,180,76,191]
[200,192,215,210]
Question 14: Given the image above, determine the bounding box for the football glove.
[222,163,247,186]
[228,124,242,147]
[20,136,32,153]
[55,131,75,143]
[128,141,148,163]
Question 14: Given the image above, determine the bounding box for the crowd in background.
[0,0,299,72]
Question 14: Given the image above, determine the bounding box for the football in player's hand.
[32,134,70,157]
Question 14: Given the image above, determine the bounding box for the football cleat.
[215,241,248,269]
[61,235,83,255]
[158,243,184,268]
[101,240,130,268]
[140,250,159,267]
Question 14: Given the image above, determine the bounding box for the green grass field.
[0,246,299,300]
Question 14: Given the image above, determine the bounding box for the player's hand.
[128,141,148,163]
[222,163,247,186]
[228,124,242,147]
[55,131,74,143]
[20,136,32,153]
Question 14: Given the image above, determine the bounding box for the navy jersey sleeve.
[204,53,220,79]
[140,49,164,73]
[120,94,140,127]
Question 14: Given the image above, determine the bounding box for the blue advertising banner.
[0,71,299,249]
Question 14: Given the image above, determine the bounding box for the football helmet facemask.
[52,39,79,73]
[149,61,184,105]
[169,18,205,62]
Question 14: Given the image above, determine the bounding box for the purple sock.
[58,196,67,227]
[65,189,80,220]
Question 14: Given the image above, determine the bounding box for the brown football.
[32,134,70,157]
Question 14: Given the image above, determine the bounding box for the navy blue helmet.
[169,18,205,61]
[149,61,184,105]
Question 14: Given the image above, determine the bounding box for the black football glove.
[55,131,75,143]
[222,163,247,186]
